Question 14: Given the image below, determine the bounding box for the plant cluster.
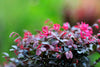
[3,20,100,67]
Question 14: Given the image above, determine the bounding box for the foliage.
[3,20,100,67]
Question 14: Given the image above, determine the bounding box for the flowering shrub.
[3,20,100,67]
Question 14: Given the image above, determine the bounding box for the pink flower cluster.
[5,19,100,66]
[79,22,93,39]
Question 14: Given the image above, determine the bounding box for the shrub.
[3,20,100,67]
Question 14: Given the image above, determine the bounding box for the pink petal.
[62,22,70,30]
[53,24,60,31]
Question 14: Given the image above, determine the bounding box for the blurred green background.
[0,0,63,63]
[0,0,100,67]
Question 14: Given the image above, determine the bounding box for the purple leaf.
[65,52,70,59]
[47,35,53,39]
[52,40,59,45]
[9,49,15,51]
[36,49,42,56]
[3,52,9,57]
[68,45,72,48]
[69,51,73,59]
[9,32,15,37]
[73,44,77,48]
[42,42,49,45]
[49,45,54,51]
[33,42,38,48]
[40,47,46,52]
[65,51,73,59]
[12,45,17,49]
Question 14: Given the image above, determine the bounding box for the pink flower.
[80,30,92,39]
[23,31,32,39]
[80,22,89,31]
[93,23,99,29]
[80,31,86,39]
[97,19,100,23]
[97,33,100,37]
[53,24,60,31]
[42,26,49,35]
[88,26,92,31]
[62,22,70,30]
[79,22,93,39]
[40,26,49,38]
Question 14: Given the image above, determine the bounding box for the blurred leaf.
[88,52,100,67]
